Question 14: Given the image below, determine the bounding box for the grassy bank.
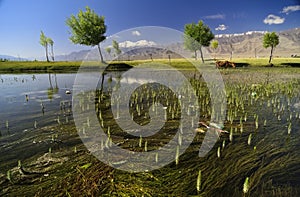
[0,58,299,73]
[0,61,82,73]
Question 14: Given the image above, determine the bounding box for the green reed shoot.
[243,177,250,194]
[217,147,221,158]
[139,135,142,148]
[175,146,179,165]
[248,134,252,146]
[288,122,291,135]
[196,170,202,193]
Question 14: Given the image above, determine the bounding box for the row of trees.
[40,6,280,64]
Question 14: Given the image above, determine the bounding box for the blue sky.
[0,0,299,59]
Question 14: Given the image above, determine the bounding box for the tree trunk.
[194,51,197,60]
[51,45,55,62]
[45,44,49,62]
[199,46,204,63]
[268,45,274,63]
[97,44,104,63]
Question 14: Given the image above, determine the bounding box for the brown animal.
[216,60,235,68]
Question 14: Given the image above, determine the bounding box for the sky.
[0,0,299,59]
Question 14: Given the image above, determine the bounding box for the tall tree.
[184,20,214,63]
[40,31,49,62]
[47,37,55,61]
[263,32,279,64]
[66,6,107,62]
[112,40,121,60]
[211,40,219,60]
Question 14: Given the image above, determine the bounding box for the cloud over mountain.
[215,24,228,31]
[119,40,157,48]
[263,14,285,25]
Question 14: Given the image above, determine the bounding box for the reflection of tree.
[47,73,59,100]
[47,88,54,100]
[53,73,59,94]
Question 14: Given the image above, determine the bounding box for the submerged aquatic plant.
[18,160,22,168]
[144,141,148,152]
[7,170,11,183]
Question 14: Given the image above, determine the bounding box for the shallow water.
[0,68,300,196]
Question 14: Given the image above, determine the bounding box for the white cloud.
[132,30,141,36]
[204,14,225,19]
[215,24,227,31]
[281,5,300,14]
[107,35,120,39]
[263,14,285,25]
[119,40,157,48]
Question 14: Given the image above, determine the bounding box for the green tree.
[66,6,107,62]
[47,37,55,61]
[40,31,49,62]
[263,32,279,64]
[184,20,214,63]
[112,40,121,60]
[211,40,219,60]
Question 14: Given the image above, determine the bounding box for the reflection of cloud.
[204,14,225,19]
[281,5,300,14]
[263,14,285,25]
[132,30,141,36]
[119,40,157,48]
[215,24,227,31]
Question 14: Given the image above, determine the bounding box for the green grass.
[0,61,82,73]
[0,58,299,73]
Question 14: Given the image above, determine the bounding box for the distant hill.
[52,27,300,61]
[0,55,28,61]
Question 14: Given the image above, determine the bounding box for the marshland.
[0,58,300,196]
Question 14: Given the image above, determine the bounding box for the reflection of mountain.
[54,28,300,61]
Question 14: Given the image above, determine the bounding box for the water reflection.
[0,73,75,135]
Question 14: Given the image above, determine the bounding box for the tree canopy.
[66,6,107,62]
[39,31,49,62]
[184,20,214,63]
[112,40,121,59]
[211,40,219,59]
[263,32,279,64]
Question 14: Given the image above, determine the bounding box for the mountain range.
[1,28,299,61]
